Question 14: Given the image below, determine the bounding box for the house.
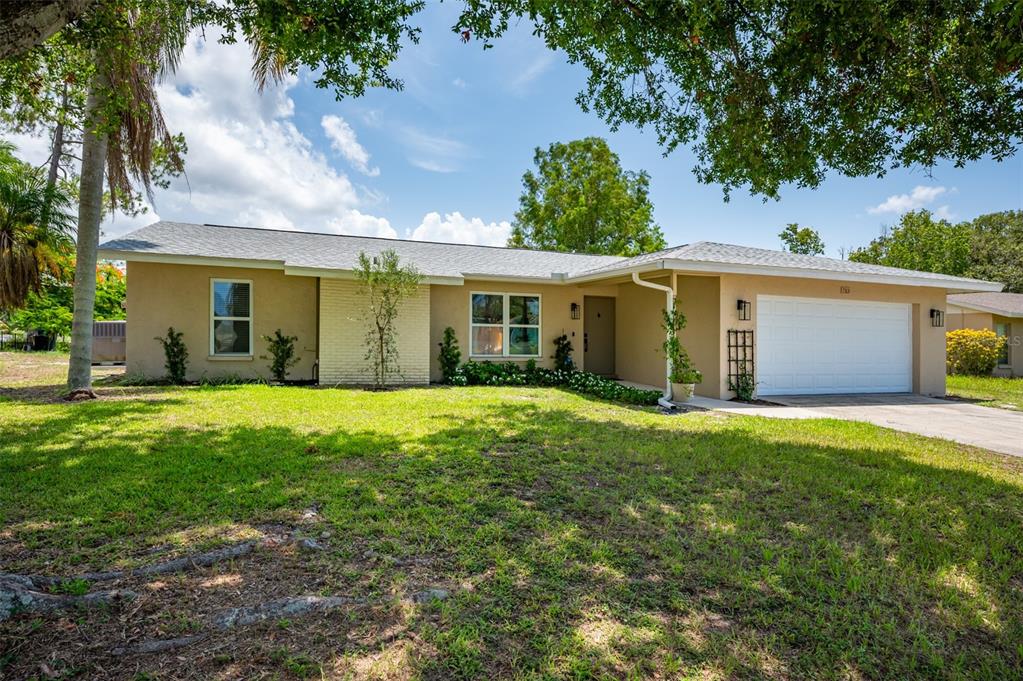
[98,221,1001,398]
[947,292,1023,377]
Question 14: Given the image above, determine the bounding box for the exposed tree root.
[212,595,366,630]
[1,574,135,621]
[65,388,97,401]
[110,634,208,656]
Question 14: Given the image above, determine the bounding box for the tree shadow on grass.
[1,392,1022,679]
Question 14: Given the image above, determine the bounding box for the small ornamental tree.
[354,249,422,389]
[261,329,299,382]
[551,333,574,371]
[437,326,461,384]
[154,327,188,385]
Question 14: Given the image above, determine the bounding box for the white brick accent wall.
[318,280,431,385]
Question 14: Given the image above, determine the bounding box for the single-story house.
[947,292,1022,377]
[98,221,1002,399]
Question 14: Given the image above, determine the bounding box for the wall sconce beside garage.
[930,308,944,327]
[737,299,751,321]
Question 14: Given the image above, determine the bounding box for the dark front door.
[584,296,615,376]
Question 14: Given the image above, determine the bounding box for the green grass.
[946,374,1023,411]
[2,364,1023,678]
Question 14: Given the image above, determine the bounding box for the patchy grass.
[946,374,1023,411]
[1,354,1022,679]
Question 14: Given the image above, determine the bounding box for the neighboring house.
[947,292,1023,377]
[98,221,1001,398]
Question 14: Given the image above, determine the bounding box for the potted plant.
[663,307,702,402]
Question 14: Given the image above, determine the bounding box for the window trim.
[469,291,542,358]
[210,278,253,357]
[995,322,1011,367]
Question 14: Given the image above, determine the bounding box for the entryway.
[584,296,615,376]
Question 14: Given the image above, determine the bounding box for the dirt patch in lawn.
[0,531,452,679]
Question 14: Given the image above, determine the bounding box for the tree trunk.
[41,85,67,227]
[0,1,96,61]
[67,72,108,395]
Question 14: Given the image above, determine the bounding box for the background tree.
[0,142,75,311]
[965,211,1023,293]
[778,224,825,256]
[849,210,974,279]
[508,137,665,256]
[354,250,422,390]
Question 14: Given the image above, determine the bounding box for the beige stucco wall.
[428,280,616,382]
[125,261,318,381]
[946,307,993,332]
[718,274,948,397]
[319,279,431,385]
[613,274,721,396]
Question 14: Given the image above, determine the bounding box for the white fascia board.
[944,300,1023,317]
[100,250,284,270]
[284,264,462,286]
[566,258,1003,291]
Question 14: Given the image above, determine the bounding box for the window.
[210,279,252,355]
[470,292,540,357]
[995,322,1010,366]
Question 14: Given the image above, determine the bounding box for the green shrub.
[947,328,1002,375]
[662,307,702,384]
[261,329,299,382]
[437,326,462,384]
[728,368,757,402]
[551,334,574,371]
[452,361,660,405]
[154,327,188,385]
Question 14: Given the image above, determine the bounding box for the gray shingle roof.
[99,221,1001,291]
[948,292,1023,316]
[98,221,622,279]
[575,241,999,288]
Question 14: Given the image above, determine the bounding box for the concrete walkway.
[683,393,1023,458]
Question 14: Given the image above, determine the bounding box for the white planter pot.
[671,382,696,402]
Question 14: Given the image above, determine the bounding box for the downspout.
[631,272,676,410]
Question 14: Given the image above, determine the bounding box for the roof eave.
[945,300,1023,317]
[566,258,1003,291]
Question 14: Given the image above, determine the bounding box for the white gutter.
[631,272,676,410]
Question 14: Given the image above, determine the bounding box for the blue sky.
[12,2,1018,255]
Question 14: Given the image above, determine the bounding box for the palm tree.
[0,142,75,311]
[67,1,188,396]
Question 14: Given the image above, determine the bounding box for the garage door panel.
[757,295,912,396]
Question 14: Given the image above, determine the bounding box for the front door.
[584,296,615,376]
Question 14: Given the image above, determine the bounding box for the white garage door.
[756,295,912,396]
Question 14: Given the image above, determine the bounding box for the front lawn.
[946,374,1023,411]
[2,354,1023,679]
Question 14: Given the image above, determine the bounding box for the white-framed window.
[995,322,1010,366]
[469,292,541,357]
[210,279,253,356]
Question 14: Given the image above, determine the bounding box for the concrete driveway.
[687,393,1023,458]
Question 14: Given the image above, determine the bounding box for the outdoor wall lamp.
[930,308,945,328]
[737,299,751,321]
[570,302,580,320]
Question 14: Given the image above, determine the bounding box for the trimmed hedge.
[946,328,1003,375]
[451,360,661,405]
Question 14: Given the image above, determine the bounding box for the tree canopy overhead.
[458,0,1023,198]
[4,2,1020,198]
[508,137,665,256]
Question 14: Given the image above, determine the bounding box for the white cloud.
[509,51,555,94]
[328,209,397,238]
[400,126,468,173]
[321,114,379,176]
[868,185,950,215]
[409,211,511,246]
[452,77,467,89]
